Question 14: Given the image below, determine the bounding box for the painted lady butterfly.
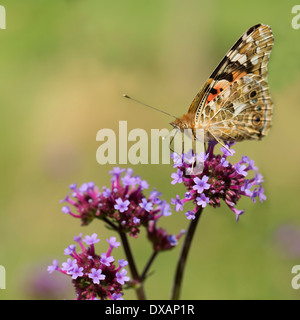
[170,24,274,146]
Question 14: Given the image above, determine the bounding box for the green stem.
[170,207,203,300]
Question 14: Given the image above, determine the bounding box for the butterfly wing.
[204,73,272,141]
[188,23,274,141]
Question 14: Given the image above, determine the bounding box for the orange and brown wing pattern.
[202,74,273,141]
[184,24,273,142]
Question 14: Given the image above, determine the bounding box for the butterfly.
[170,24,274,148]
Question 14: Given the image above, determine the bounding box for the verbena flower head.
[47,233,128,300]
[147,221,185,252]
[60,168,173,238]
[170,141,267,221]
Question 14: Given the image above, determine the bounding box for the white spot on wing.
[246,36,253,43]
[243,86,249,94]
[234,103,247,115]
[243,76,251,83]
[227,50,233,58]
[223,89,231,99]
[251,55,259,65]
[232,53,247,65]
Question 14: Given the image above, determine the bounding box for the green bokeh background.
[0,0,300,299]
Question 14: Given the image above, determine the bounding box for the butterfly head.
[170,113,196,132]
[170,119,184,130]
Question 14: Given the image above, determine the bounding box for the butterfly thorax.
[171,113,195,130]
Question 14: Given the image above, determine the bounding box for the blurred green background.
[0,0,300,300]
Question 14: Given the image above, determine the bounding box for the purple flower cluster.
[170,141,267,221]
[60,168,173,238]
[47,233,129,300]
[147,221,185,252]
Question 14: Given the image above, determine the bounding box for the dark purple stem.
[119,231,146,300]
[140,251,158,282]
[170,207,203,300]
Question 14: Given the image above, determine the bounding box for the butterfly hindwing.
[203,73,273,141]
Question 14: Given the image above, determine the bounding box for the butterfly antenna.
[123,94,177,119]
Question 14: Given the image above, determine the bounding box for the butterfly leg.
[207,129,233,155]
[163,129,177,153]
[169,135,175,153]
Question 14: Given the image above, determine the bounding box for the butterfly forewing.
[173,23,274,143]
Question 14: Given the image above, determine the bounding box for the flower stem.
[102,217,118,230]
[170,207,203,300]
[119,230,146,300]
[140,251,158,282]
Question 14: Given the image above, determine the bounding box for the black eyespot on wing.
[252,114,261,125]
